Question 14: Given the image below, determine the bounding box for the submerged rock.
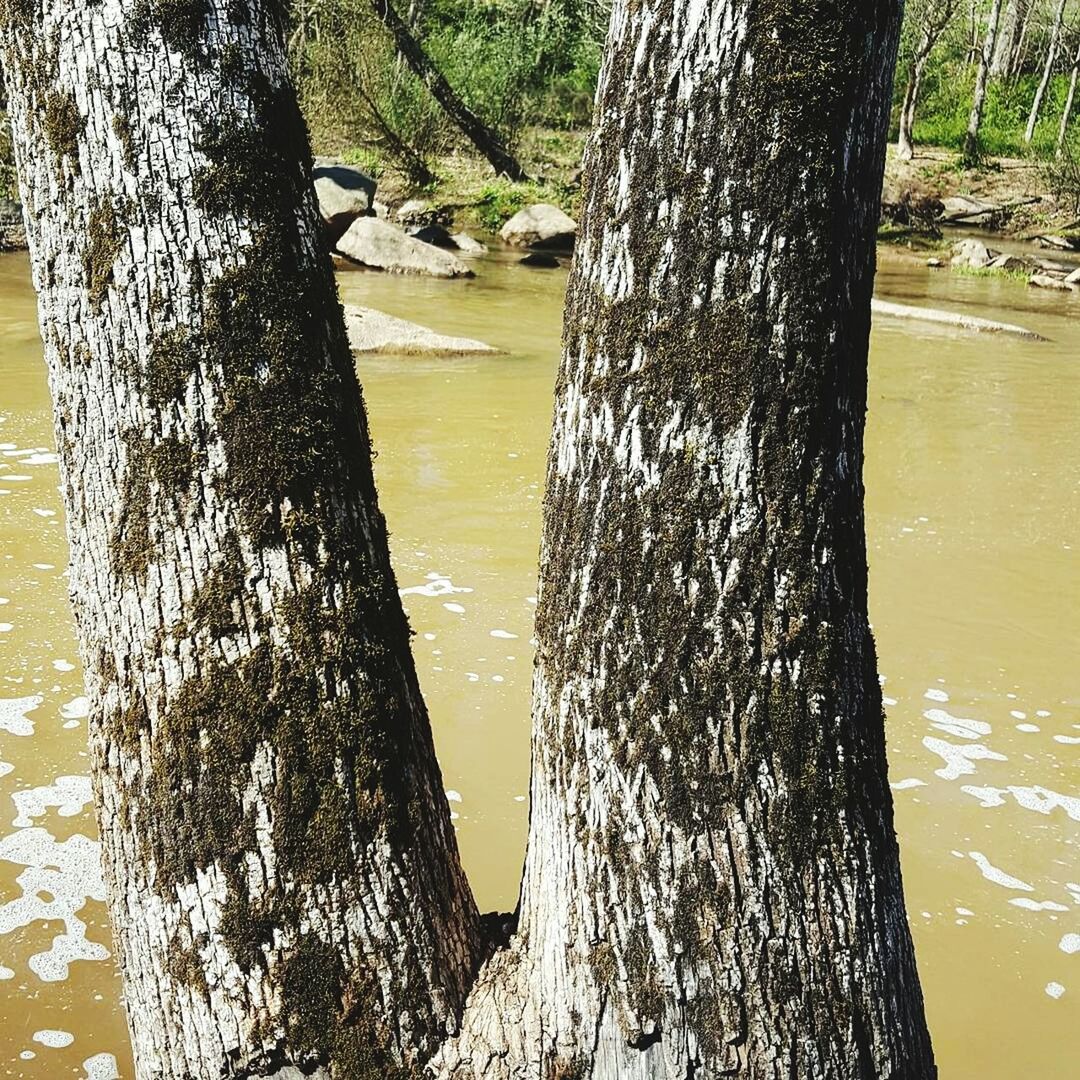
[520,251,561,268]
[0,199,26,251]
[1029,272,1075,292]
[500,203,577,251]
[343,304,496,355]
[872,298,1047,341]
[312,163,377,244]
[451,232,488,255]
[336,218,473,278]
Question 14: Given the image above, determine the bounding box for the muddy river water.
[0,245,1077,1077]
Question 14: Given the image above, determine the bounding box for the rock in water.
[312,163,377,244]
[500,204,577,251]
[520,252,561,268]
[336,218,474,278]
[409,224,458,249]
[950,238,995,269]
[1029,273,1075,292]
[0,199,26,251]
[343,305,496,355]
[451,232,488,255]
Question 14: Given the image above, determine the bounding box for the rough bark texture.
[897,1,958,161]
[369,0,529,180]
[991,0,1031,75]
[436,1,936,1077]
[0,2,481,1077]
[1024,0,1068,143]
[965,0,1005,163]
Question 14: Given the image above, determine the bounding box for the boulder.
[395,198,446,227]
[0,199,26,251]
[336,218,473,278]
[520,252,561,268]
[500,203,577,251]
[1065,267,1080,285]
[951,238,995,269]
[986,253,1031,273]
[1029,273,1075,292]
[409,224,458,249]
[343,305,496,355]
[451,232,488,255]
[312,164,377,244]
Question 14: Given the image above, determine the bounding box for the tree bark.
[369,0,529,180]
[1057,37,1080,154]
[965,0,1006,164]
[1025,0,1069,143]
[0,3,481,1077]
[435,1,937,1076]
[898,1,959,161]
[992,0,1031,74]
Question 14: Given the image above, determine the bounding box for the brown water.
[0,247,1077,1078]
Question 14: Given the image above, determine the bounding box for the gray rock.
[313,164,377,244]
[395,198,436,226]
[941,195,1001,224]
[343,304,496,354]
[926,257,944,268]
[1064,267,1080,285]
[951,238,995,269]
[500,203,577,251]
[451,232,488,255]
[986,253,1031,272]
[336,217,473,278]
[1029,272,1075,292]
[0,199,26,251]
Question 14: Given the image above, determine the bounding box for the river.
[0,246,1077,1077]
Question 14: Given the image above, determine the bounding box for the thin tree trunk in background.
[1057,38,1080,153]
[0,3,481,1076]
[898,0,959,161]
[965,0,1006,163]
[369,0,528,179]
[1012,0,1036,72]
[1025,0,1069,143]
[435,0,936,1076]
[993,0,1031,74]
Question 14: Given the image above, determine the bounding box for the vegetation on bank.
[4,1,1080,225]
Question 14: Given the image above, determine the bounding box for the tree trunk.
[0,3,482,1077]
[369,0,529,180]
[1057,38,1080,154]
[898,2,958,162]
[1025,0,1068,143]
[435,1,937,1076]
[965,0,1005,164]
[992,0,1031,75]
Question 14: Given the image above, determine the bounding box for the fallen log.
[871,298,1048,341]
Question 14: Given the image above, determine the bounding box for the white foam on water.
[961,785,1008,808]
[22,453,59,466]
[0,623,12,633]
[52,659,75,672]
[400,574,473,598]
[891,778,927,790]
[0,964,13,979]
[32,508,56,518]
[0,761,12,780]
[445,790,462,803]
[33,1029,74,1048]
[968,851,1034,892]
[882,696,898,706]
[1060,934,1080,955]
[1037,710,1052,718]
[956,907,974,916]
[33,563,55,570]
[924,708,991,740]
[1053,735,1080,745]
[0,695,42,736]
[20,1050,35,1060]
[60,696,89,720]
[0,828,108,982]
[1017,724,1041,733]
[923,736,1006,780]
[489,629,518,639]
[4,475,32,482]
[1046,982,1066,999]
[443,603,466,614]
[924,688,949,702]
[1008,786,1080,822]
[82,1053,120,1080]
[1009,898,1070,912]
[12,775,94,829]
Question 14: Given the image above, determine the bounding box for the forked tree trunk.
[965,0,1005,164]
[435,1,936,1076]
[1025,0,1069,143]
[898,0,959,161]
[992,0,1031,74]
[1057,38,1080,154]
[0,3,481,1076]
